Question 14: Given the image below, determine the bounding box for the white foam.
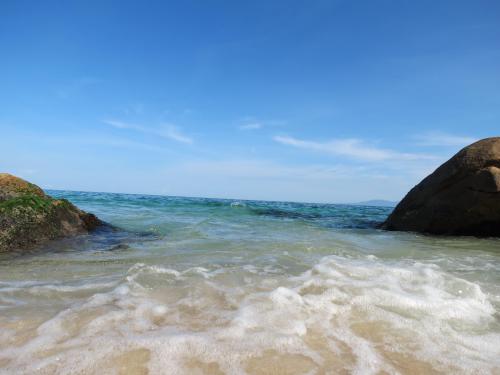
[0,255,499,374]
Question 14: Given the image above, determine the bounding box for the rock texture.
[382,137,500,236]
[0,173,102,251]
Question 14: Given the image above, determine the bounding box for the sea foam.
[0,255,498,374]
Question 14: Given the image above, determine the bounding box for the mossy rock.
[0,173,47,200]
[0,173,102,252]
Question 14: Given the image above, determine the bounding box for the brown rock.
[0,173,45,200]
[0,173,103,251]
[382,137,500,236]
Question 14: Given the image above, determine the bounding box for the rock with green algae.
[0,173,102,252]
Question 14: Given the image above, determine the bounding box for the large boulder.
[382,137,500,236]
[0,173,102,251]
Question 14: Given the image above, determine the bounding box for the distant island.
[351,199,398,207]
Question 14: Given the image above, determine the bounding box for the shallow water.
[0,191,499,374]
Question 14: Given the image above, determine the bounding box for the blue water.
[0,191,499,374]
[52,190,391,230]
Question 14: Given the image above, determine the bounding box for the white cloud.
[414,132,478,147]
[158,125,193,144]
[238,118,286,131]
[103,119,193,144]
[273,135,435,162]
[42,133,167,153]
[239,122,263,130]
[103,119,142,131]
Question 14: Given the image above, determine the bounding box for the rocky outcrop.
[382,137,500,236]
[0,173,102,251]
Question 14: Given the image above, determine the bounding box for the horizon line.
[44,187,399,207]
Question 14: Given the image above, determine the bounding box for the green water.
[0,191,499,374]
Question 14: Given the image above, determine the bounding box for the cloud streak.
[103,119,193,144]
[158,126,193,144]
[239,122,263,130]
[273,135,435,162]
[414,132,477,147]
[238,118,286,131]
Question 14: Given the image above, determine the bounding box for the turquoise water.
[0,191,499,374]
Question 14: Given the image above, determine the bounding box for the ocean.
[0,191,499,374]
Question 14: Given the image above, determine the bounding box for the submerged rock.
[382,137,500,236]
[0,173,102,251]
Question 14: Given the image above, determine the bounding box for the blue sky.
[1,0,499,203]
